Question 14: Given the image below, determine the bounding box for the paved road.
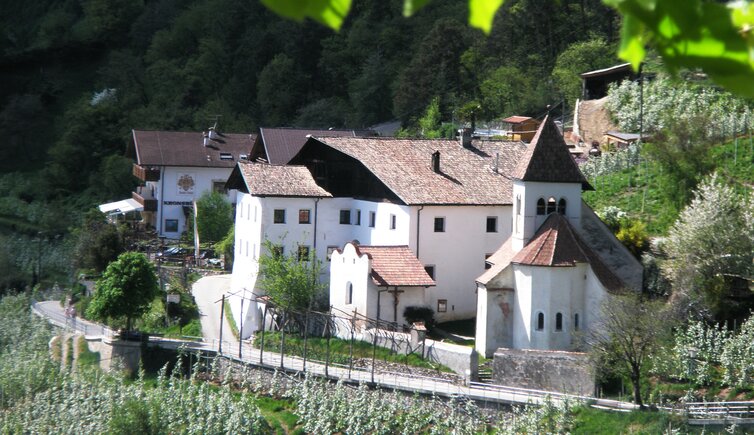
[191,274,234,342]
[33,300,112,336]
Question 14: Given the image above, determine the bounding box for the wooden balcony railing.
[133,164,160,182]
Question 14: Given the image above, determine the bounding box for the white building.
[474,117,642,357]
[329,243,435,326]
[226,131,529,335]
[130,128,255,238]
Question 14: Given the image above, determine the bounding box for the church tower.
[510,116,593,252]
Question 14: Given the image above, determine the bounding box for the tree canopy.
[258,240,326,311]
[87,252,160,330]
[193,191,234,244]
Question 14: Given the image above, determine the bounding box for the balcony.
[133,164,160,182]
[132,186,158,212]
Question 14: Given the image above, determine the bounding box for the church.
[474,116,642,358]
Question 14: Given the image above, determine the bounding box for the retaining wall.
[492,348,594,396]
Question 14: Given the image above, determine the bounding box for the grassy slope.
[570,406,690,434]
[583,137,754,235]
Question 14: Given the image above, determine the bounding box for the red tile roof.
[257,127,375,165]
[309,136,527,205]
[133,130,255,167]
[354,245,436,287]
[511,116,592,189]
[511,213,625,291]
[502,116,534,124]
[229,162,331,197]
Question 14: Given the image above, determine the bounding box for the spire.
[512,115,593,190]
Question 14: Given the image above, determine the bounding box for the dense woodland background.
[0,0,619,288]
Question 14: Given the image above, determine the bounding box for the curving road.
[191,274,234,342]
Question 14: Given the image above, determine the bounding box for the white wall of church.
[410,205,511,322]
[511,181,582,251]
[513,264,589,351]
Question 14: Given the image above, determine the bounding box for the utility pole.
[218,294,225,354]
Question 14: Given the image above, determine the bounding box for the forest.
[0,0,623,291]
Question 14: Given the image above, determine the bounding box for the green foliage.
[215,226,235,270]
[257,54,309,127]
[615,219,649,259]
[192,191,233,244]
[570,406,686,434]
[664,173,754,321]
[261,0,352,30]
[258,240,326,311]
[87,252,159,330]
[76,335,100,369]
[417,96,442,138]
[552,38,616,105]
[73,209,124,273]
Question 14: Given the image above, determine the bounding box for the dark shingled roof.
[133,130,255,167]
[231,161,331,197]
[355,245,436,287]
[511,116,593,189]
[511,213,625,292]
[257,127,375,165]
[310,136,527,205]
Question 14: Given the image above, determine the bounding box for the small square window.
[297,245,310,261]
[212,181,227,194]
[273,209,286,224]
[165,219,178,232]
[271,245,284,258]
[390,214,397,230]
[339,209,351,225]
[424,265,435,280]
[326,246,338,261]
[437,299,447,313]
[486,216,498,233]
[299,209,311,224]
[355,210,361,225]
[434,217,445,232]
[369,211,376,228]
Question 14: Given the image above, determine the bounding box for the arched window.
[558,198,567,215]
[535,312,545,331]
[574,313,579,331]
[555,312,563,331]
[546,197,557,214]
[536,198,546,215]
[345,282,353,304]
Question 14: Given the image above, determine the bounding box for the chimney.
[431,151,441,173]
[493,152,499,174]
[208,127,218,140]
[459,128,472,148]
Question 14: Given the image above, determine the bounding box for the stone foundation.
[492,348,594,396]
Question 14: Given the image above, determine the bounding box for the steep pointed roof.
[511,213,625,292]
[511,116,593,190]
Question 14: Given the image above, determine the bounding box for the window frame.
[297,245,311,262]
[164,219,179,232]
[535,312,545,331]
[558,198,567,215]
[345,282,353,305]
[368,211,376,228]
[298,209,311,224]
[536,198,546,215]
[355,210,361,225]
[339,209,351,225]
[390,214,397,230]
[486,216,498,233]
[273,209,286,224]
[555,312,563,332]
[437,299,447,313]
[433,217,445,232]
[326,246,338,261]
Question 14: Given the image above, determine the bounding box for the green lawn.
[254,331,452,373]
[570,406,689,434]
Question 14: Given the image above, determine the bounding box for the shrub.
[403,306,435,329]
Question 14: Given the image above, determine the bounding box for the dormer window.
[219,152,233,161]
[546,197,557,214]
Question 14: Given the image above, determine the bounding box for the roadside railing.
[31,300,115,337]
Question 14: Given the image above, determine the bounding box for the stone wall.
[492,348,594,396]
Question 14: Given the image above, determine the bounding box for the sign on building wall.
[177,173,196,195]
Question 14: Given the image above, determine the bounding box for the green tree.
[552,38,616,105]
[215,226,235,270]
[192,191,233,244]
[257,54,309,126]
[664,173,754,321]
[73,209,124,273]
[87,252,159,330]
[587,293,670,408]
[258,240,325,311]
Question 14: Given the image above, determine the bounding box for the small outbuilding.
[580,63,636,100]
[502,116,541,142]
